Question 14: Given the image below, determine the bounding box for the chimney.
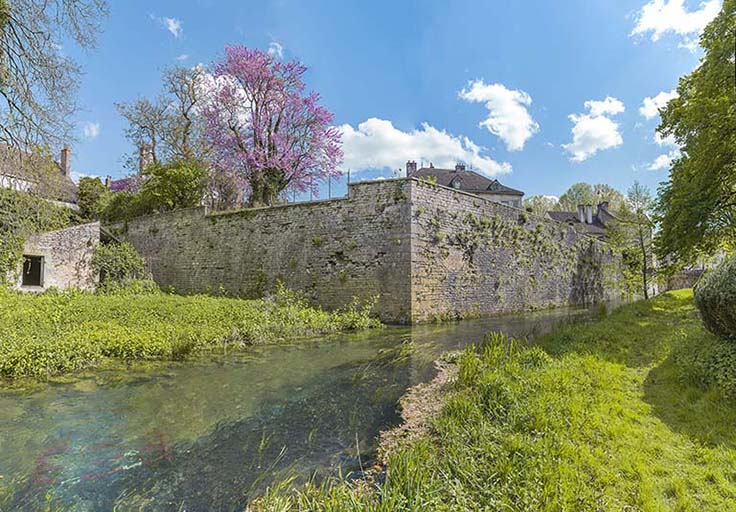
[105,176,112,189]
[60,146,71,177]
[455,163,466,172]
[406,160,417,176]
[585,204,593,224]
[429,162,434,168]
[138,144,153,175]
[577,205,586,223]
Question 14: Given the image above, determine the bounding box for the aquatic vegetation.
[252,290,736,510]
[0,286,380,380]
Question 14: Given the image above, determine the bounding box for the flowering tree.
[204,45,342,207]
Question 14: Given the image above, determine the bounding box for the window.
[22,255,43,287]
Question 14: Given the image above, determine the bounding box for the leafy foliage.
[77,176,111,219]
[694,253,736,340]
[0,188,75,283]
[138,159,207,211]
[91,241,147,286]
[522,194,558,216]
[99,159,207,222]
[655,0,736,265]
[557,182,626,212]
[0,286,380,380]
[253,291,736,511]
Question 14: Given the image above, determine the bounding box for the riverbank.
[252,289,736,510]
[0,286,379,382]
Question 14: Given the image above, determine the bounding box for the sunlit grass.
[252,290,736,511]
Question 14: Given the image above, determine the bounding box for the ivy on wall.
[0,188,77,284]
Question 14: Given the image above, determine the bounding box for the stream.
[0,304,608,511]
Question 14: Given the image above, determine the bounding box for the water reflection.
[0,304,605,510]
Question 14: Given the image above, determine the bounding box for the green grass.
[0,286,379,381]
[252,290,736,511]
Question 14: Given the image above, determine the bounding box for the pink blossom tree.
[203,45,343,207]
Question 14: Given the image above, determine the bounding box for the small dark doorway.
[22,255,43,287]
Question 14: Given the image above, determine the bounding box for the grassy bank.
[253,290,736,511]
[0,286,379,381]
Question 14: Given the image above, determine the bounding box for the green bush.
[91,242,147,285]
[694,254,736,339]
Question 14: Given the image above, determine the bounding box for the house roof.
[0,144,77,202]
[546,210,607,237]
[411,167,524,196]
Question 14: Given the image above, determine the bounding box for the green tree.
[139,159,206,212]
[558,183,626,212]
[626,182,655,299]
[77,176,110,219]
[655,0,736,265]
[523,195,559,216]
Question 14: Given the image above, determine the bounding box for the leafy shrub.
[92,242,147,285]
[694,254,736,339]
[673,333,736,399]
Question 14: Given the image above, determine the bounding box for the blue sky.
[65,0,721,200]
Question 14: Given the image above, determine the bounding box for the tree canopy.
[0,0,107,150]
[203,45,342,207]
[557,183,626,212]
[655,0,735,265]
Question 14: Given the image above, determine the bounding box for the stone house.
[406,161,524,208]
[12,223,100,292]
[545,202,618,240]
[0,144,78,207]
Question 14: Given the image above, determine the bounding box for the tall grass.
[252,290,736,511]
[0,286,380,380]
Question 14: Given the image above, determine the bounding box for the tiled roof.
[0,144,77,202]
[546,210,607,237]
[411,167,524,196]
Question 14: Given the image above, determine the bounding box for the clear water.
[0,305,605,511]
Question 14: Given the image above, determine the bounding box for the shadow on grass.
[538,290,698,369]
[643,353,736,448]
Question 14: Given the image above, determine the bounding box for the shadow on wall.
[570,241,606,305]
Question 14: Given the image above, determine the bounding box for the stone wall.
[109,180,414,322]
[110,179,623,323]
[409,180,622,321]
[13,222,99,291]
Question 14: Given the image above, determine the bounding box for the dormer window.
[451,178,461,189]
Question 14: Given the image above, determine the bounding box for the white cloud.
[640,89,678,119]
[339,118,511,177]
[584,97,625,117]
[267,42,284,59]
[648,149,681,170]
[542,195,559,202]
[654,131,678,147]
[175,54,189,62]
[458,80,539,151]
[631,0,721,48]
[152,15,183,38]
[563,97,625,162]
[82,121,100,140]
